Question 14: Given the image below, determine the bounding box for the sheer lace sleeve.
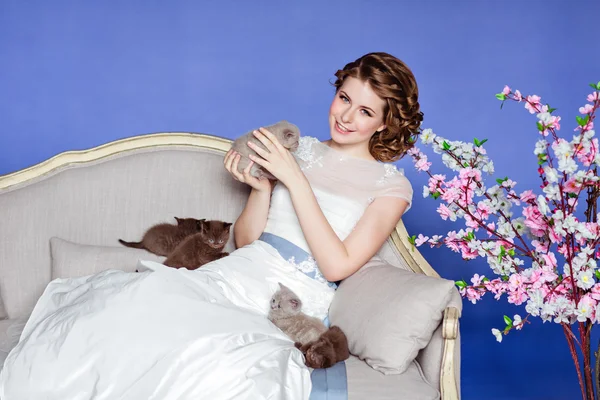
[372,166,413,210]
[292,136,413,211]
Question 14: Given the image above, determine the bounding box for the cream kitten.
[231,120,300,180]
[267,283,327,345]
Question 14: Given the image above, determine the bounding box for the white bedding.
[0,241,336,399]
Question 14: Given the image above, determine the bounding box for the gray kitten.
[268,283,327,345]
[231,120,301,180]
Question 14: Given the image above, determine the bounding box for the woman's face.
[328,76,387,148]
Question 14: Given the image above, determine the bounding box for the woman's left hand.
[247,127,304,187]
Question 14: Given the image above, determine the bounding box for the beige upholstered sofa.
[0,132,462,399]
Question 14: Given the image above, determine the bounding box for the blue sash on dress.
[258,232,348,400]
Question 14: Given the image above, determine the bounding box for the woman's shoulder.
[295,136,321,159]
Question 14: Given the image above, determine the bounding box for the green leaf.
[595,270,600,280]
[501,275,509,282]
[577,115,590,127]
[496,177,508,185]
[537,121,545,132]
[508,248,515,257]
[503,315,513,327]
[474,138,488,147]
[495,93,507,101]
[591,83,598,90]
[442,141,451,151]
[500,245,506,257]
[408,235,416,245]
[482,277,490,282]
[548,107,557,113]
[455,280,467,289]
[432,191,441,200]
[467,231,475,241]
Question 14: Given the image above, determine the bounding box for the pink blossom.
[519,190,536,203]
[502,85,511,95]
[591,284,600,301]
[437,204,454,220]
[575,121,594,132]
[532,239,549,253]
[484,279,507,300]
[415,234,429,247]
[557,243,570,256]
[428,174,446,192]
[549,227,563,243]
[464,287,483,304]
[459,167,482,183]
[476,201,492,220]
[507,288,528,305]
[415,157,432,172]
[508,274,525,292]
[459,242,479,260]
[523,205,548,236]
[580,104,594,114]
[444,231,460,253]
[562,177,582,193]
[471,274,485,286]
[464,214,480,229]
[514,90,523,102]
[441,187,461,204]
[525,95,542,114]
[575,138,598,167]
[588,92,599,102]
[541,252,557,268]
[551,115,561,131]
[486,222,496,237]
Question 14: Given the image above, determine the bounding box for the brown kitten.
[294,326,350,369]
[231,120,300,180]
[118,217,204,256]
[268,283,327,345]
[163,220,232,270]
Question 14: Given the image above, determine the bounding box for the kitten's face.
[269,121,300,152]
[200,220,232,249]
[269,283,302,318]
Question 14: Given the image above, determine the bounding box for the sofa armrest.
[440,306,460,400]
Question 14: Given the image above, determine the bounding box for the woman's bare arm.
[223,149,273,248]
[288,178,408,281]
[233,188,271,248]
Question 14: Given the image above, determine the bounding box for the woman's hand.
[224,149,272,193]
[246,127,304,187]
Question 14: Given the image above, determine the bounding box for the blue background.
[1,1,599,398]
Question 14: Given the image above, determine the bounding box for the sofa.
[0,131,462,399]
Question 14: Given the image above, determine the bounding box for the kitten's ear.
[199,219,208,233]
[196,219,206,230]
[284,130,294,139]
[289,299,300,309]
[224,222,232,229]
[175,217,182,224]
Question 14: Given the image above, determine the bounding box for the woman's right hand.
[224,149,272,193]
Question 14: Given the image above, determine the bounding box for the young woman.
[0,52,422,400]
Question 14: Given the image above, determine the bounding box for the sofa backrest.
[0,133,415,318]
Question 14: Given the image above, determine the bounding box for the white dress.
[0,137,413,400]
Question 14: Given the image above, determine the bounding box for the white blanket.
[0,241,335,399]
